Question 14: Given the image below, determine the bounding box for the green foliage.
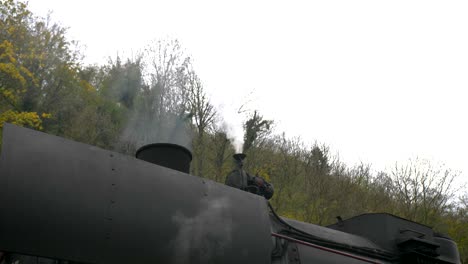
[99,57,143,109]
[0,0,124,150]
[242,110,273,153]
[117,40,193,154]
[0,0,51,141]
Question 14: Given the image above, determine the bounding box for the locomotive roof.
[281,217,385,251]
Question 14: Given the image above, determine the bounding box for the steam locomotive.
[0,123,461,264]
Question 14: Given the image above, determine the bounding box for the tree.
[390,158,459,225]
[59,65,127,149]
[300,143,334,224]
[99,56,144,109]
[210,130,234,182]
[0,0,127,152]
[120,39,192,152]
[186,70,216,176]
[0,1,51,134]
[268,135,304,214]
[242,110,273,153]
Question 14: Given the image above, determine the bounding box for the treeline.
[0,0,466,262]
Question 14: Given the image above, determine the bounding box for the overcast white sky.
[29,0,467,189]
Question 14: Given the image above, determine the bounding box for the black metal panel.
[327,213,435,253]
[434,236,461,264]
[0,124,111,263]
[0,124,272,264]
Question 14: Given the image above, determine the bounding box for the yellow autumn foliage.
[0,110,50,130]
[80,79,95,92]
[0,88,17,103]
[0,40,37,88]
[255,167,272,182]
[0,40,50,131]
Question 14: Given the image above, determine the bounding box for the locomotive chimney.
[233,153,246,170]
[135,143,192,174]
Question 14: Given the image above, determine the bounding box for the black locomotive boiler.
[0,124,461,264]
